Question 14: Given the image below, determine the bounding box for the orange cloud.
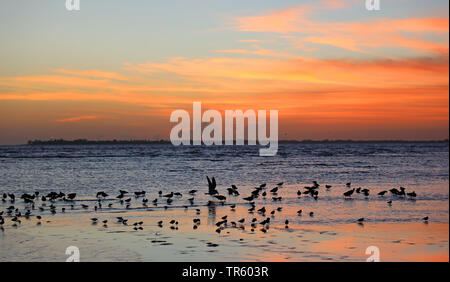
[56,115,99,123]
[55,69,129,81]
[1,55,447,130]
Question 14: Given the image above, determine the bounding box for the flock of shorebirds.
[0,177,429,234]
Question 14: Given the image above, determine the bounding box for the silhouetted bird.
[206,176,219,195]
[96,191,108,198]
[134,191,146,197]
[214,195,226,201]
[390,188,400,195]
[343,188,355,197]
[243,196,254,201]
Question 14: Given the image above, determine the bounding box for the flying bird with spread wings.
[206,176,219,195]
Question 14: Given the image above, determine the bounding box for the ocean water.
[0,142,448,225]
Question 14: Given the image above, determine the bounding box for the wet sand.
[1,203,447,262]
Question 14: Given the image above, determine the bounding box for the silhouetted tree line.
[26,138,448,145]
[27,139,169,145]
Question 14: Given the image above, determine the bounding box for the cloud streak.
[56,115,100,123]
[233,2,449,55]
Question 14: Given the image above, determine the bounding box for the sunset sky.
[0,0,448,145]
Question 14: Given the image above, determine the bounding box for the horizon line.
[6,138,448,146]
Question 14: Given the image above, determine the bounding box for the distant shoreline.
[22,139,450,145]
